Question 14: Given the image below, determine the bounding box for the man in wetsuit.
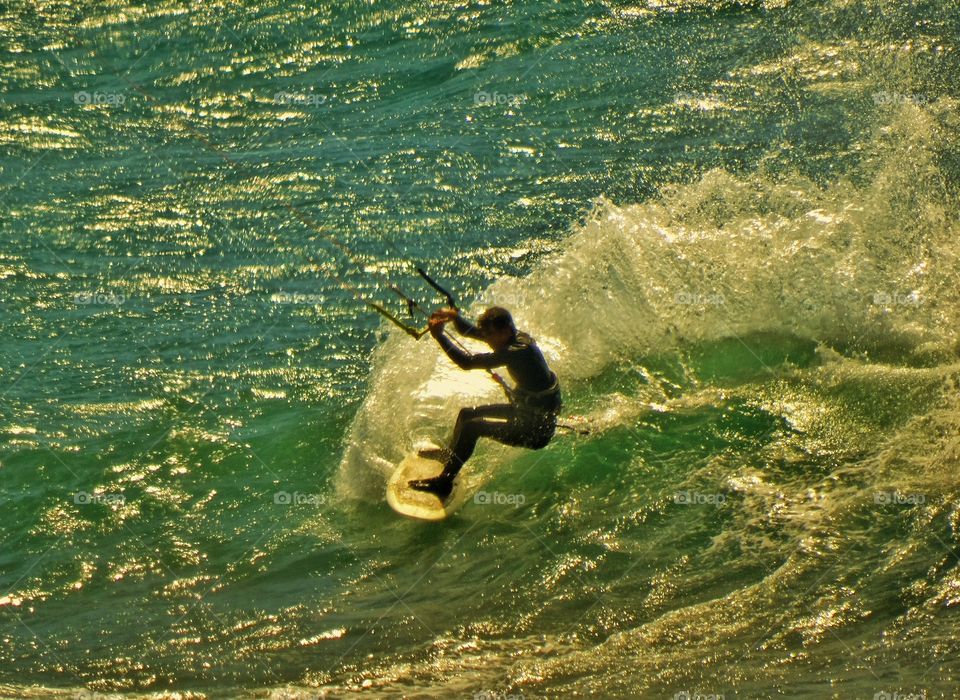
[408,305,561,501]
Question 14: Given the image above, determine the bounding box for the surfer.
[408,306,561,500]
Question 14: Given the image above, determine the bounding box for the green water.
[2,0,960,697]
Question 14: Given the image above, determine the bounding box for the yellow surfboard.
[386,452,458,521]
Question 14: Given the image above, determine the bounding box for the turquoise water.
[3,0,960,697]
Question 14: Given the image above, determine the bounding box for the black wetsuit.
[433,315,561,479]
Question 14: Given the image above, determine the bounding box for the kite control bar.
[369,267,513,399]
[417,267,457,310]
[365,267,459,339]
[367,266,459,337]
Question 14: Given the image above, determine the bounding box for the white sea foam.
[339,98,960,501]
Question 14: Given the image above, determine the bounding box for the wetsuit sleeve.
[452,314,484,340]
[436,332,509,370]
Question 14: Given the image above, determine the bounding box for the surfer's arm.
[451,313,484,340]
[434,331,508,370]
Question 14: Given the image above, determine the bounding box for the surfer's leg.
[408,404,516,499]
[410,405,556,499]
[417,406,501,461]
[447,405,558,463]
[443,404,517,475]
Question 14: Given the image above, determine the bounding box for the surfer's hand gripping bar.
[370,267,512,399]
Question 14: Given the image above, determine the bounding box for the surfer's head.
[477,306,516,349]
